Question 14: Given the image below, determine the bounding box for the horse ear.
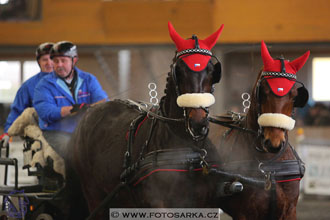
[201,24,224,49]
[289,51,310,72]
[261,40,276,68]
[168,21,185,49]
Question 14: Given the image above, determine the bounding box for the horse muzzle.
[261,134,285,153]
[187,112,209,141]
[176,93,214,141]
[257,113,293,151]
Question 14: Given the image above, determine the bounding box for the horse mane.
[160,56,180,117]
[164,55,177,97]
[246,68,263,130]
[163,69,174,99]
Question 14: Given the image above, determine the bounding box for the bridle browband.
[261,71,297,80]
[176,48,213,58]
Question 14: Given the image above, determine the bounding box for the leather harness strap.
[88,100,305,219]
[269,173,277,220]
[127,146,305,187]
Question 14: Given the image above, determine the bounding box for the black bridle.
[170,35,221,141]
[253,57,309,152]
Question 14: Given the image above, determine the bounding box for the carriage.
[0,108,67,220]
[0,141,64,220]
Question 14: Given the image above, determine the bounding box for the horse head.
[249,41,310,152]
[165,22,224,141]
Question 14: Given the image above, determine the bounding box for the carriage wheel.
[0,211,9,220]
[36,213,53,220]
[0,214,8,220]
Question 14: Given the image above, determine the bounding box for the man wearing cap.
[0,42,54,147]
[33,41,108,156]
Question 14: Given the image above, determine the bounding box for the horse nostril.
[262,138,283,153]
[188,118,209,137]
[263,139,272,149]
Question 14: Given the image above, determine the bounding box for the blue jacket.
[4,71,50,133]
[33,67,108,133]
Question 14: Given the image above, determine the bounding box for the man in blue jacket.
[0,42,54,147]
[33,41,108,157]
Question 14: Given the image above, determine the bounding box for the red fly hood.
[261,40,310,96]
[168,21,224,71]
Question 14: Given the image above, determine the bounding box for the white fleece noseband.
[176,93,215,108]
[257,113,295,131]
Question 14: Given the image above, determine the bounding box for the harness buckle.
[199,149,209,175]
[123,151,131,169]
[264,172,272,191]
[147,111,154,120]
[258,162,265,174]
[259,163,273,190]
[202,165,209,175]
[264,171,276,191]
[229,111,241,122]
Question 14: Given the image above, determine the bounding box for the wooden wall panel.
[102,0,214,44]
[0,0,330,45]
[0,0,104,45]
[214,0,330,43]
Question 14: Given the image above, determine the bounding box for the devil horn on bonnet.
[168,21,224,50]
[289,51,310,72]
[261,40,276,68]
[201,24,224,49]
[168,21,185,50]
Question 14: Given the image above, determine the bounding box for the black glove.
[70,103,89,113]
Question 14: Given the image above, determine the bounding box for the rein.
[208,114,256,135]
[126,99,184,122]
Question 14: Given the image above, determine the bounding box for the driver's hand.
[0,133,10,148]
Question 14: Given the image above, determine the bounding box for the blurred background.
[0,0,330,219]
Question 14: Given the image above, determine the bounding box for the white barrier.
[299,143,330,196]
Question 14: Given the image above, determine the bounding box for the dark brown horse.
[68,22,224,219]
[208,41,309,220]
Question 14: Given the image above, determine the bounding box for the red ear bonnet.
[261,41,310,96]
[168,21,224,71]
